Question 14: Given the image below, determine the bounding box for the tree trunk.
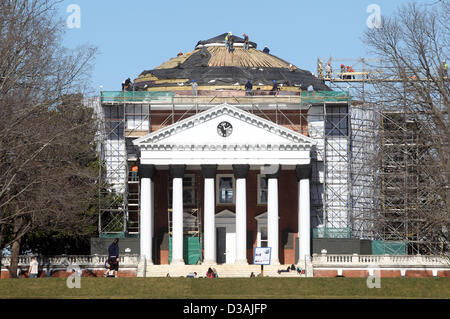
[9,218,23,278]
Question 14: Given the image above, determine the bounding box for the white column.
[140,177,153,263]
[235,177,248,264]
[298,178,311,262]
[203,178,216,264]
[171,177,184,265]
[267,177,280,265]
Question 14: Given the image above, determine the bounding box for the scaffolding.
[319,56,448,254]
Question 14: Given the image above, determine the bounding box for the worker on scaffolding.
[245,80,253,96]
[122,77,132,91]
[131,164,138,181]
[325,62,332,79]
[243,33,249,50]
[443,61,448,77]
[340,64,345,79]
[317,59,324,79]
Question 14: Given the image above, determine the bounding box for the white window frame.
[216,174,235,205]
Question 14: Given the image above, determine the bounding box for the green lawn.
[0,277,449,299]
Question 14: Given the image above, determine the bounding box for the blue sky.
[57,0,431,93]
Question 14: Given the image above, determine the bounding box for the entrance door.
[216,227,226,264]
[215,210,236,264]
[225,232,236,264]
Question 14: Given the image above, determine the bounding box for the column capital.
[201,164,218,178]
[263,164,281,179]
[295,164,312,181]
[232,164,250,179]
[139,164,156,179]
[169,164,186,178]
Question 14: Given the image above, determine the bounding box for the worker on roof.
[243,33,249,50]
[177,51,183,56]
[245,80,253,96]
[263,46,270,54]
[307,82,314,96]
[225,32,232,50]
[271,80,279,96]
[191,79,198,97]
[228,35,234,53]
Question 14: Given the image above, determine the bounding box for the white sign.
[253,247,271,265]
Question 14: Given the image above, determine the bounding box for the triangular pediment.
[215,209,235,219]
[134,103,315,148]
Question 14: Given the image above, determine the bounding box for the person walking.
[28,257,39,278]
[108,238,120,278]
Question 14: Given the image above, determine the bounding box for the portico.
[134,104,315,265]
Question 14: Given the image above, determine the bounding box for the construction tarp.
[136,66,330,91]
[101,91,174,102]
[313,227,351,238]
[169,237,202,265]
[372,240,407,255]
[196,33,257,48]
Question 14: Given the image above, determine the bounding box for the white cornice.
[134,103,316,147]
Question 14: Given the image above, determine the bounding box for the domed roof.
[134,34,330,92]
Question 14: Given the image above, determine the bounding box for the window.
[169,174,196,206]
[216,174,234,204]
[257,174,268,205]
[260,226,268,247]
[325,105,348,136]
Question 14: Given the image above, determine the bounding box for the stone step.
[143,264,306,278]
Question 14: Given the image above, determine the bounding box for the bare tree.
[0,0,98,276]
[363,1,449,254]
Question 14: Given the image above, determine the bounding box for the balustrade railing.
[1,255,140,268]
[313,254,449,266]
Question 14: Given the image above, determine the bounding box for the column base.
[234,260,249,265]
[170,259,185,265]
[202,260,217,266]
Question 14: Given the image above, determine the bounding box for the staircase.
[144,264,306,278]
